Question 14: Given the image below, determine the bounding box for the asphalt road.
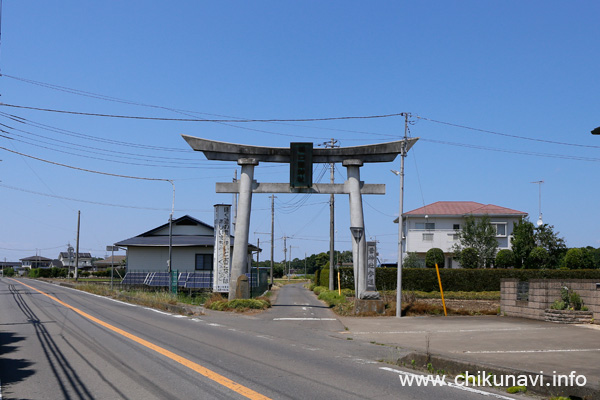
[0,278,526,400]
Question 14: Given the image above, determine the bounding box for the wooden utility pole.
[270,194,276,285]
[74,210,80,281]
[325,139,339,290]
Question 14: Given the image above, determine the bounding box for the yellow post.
[435,263,447,316]
[338,271,341,296]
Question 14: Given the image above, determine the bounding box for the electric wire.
[0,102,405,123]
[0,146,173,181]
[416,115,600,149]
[0,183,210,212]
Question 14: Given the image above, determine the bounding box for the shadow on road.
[7,282,95,400]
[0,331,35,386]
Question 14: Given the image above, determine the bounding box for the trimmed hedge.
[330,267,600,292]
[28,267,68,278]
[319,268,330,287]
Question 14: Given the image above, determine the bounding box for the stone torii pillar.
[182,135,418,302]
[230,158,258,299]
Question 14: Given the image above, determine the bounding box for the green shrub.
[314,269,320,285]
[312,286,328,296]
[551,300,566,310]
[564,248,585,269]
[527,247,548,269]
[425,248,444,268]
[4,267,15,277]
[495,249,515,268]
[506,386,527,394]
[208,298,270,311]
[459,247,479,269]
[317,290,347,307]
[319,268,330,288]
[569,291,583,310]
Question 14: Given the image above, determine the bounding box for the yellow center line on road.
[10,278,271,400]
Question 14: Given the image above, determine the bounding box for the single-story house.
[93,255,127,270]
[397,201,528,268]
[114,215,256,273]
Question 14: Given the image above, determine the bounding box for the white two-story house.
[399,201,528,268]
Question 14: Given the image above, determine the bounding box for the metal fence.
[246,267,270,297]
[120,268,270,296]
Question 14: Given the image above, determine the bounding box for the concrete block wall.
[501,279,600,324]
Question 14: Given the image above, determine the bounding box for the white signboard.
[366,241,377,291]
[213,204,231,292]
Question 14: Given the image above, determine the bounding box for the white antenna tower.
[531,180,544,226]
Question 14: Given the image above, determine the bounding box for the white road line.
[256,335,274,340]
[462,348,600,354]
[379,367,516,400]
[145,308,171,315]
[346,327,559,335]
[207,323,223,327]
[273,317,337,321]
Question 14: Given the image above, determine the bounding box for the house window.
[416,222,435,230]
[492,223,507,237]
[422,233,434,241]
[195,254,213,271]
[453,224,460,230]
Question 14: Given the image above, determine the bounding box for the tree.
[425,248,444,268]
[458,247,479,269]
[453,215,498,268]
[564,248,585,269]
[495,249,515,268]
[527,247,548,269]
[511,218,536,268]
[534,223,567,268]
[403,252,421,268]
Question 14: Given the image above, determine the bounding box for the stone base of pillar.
[354,299,385,315]
[359,290,381,300]
[235,275,250,299]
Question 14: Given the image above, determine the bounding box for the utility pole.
[304,252,307,277]
[283,235,287,281]
[270,194,276,286]
[320,138,339,290]
[233,170,238,231]
[396,113,409,318]
[75,210,80,281]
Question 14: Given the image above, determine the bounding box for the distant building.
[58,246,93,270]
[20,256,53,269]
[398,201,527,268]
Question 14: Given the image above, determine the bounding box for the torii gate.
[182,135,417,302]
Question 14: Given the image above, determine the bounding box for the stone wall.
[501,279,600,324]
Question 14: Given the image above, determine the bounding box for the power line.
[0,183,210,212]
[1,74,403,139]
[0,102,405,123]
[416,115,600,149]
[0,146,172,180]
[420,138,600,162]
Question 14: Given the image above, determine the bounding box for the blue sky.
[1,1,599,264]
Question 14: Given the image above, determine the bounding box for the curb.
[396,351,599,399]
